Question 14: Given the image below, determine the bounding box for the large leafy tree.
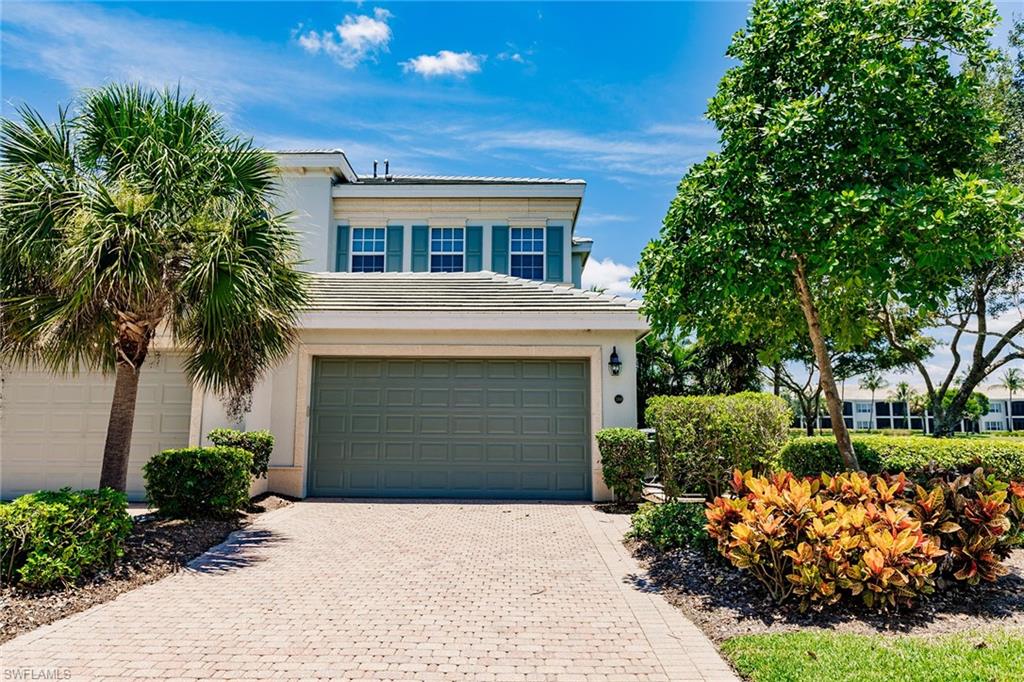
[0,85,308,492]
[880,19,1024,435]
[636,0,1021,469]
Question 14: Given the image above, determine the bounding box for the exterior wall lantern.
[608,347,622,376]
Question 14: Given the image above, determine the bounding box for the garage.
[0,355,193,501]
[307,357,591,499]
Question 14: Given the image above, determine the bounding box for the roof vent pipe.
[384,159,391,181]
[373,160,378,178]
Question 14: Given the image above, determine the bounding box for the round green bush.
[627,501,711,551]
[207,428,274,479]
[0,488,132,588]
[596,427,652,502]
[143,446,253,519]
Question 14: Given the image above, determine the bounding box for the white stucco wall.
[275,174,334,272]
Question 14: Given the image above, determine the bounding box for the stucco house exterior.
[0,150,648,502]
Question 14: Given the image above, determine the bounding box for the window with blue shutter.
[351,227,386,272]
[545,225,564,282]
[510,227,545,280]
[491,225,509,274]
[386,226,403,272]
[335,225,350,272]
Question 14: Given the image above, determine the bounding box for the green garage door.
[308,357,591,499]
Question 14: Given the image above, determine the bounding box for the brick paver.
[1,501,737,681]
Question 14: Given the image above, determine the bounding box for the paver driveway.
[1,501,737,681]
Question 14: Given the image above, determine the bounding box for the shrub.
[208,428,274,479]
[706,469,1022,610]
[628,501,711,551]
[596,428,652,502]
[0,488,132,588]
[646,392,791,498]
[780,435,1024,480]
[143,446,253,519]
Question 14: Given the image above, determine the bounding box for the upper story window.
[511,227,544,280]
[430,227,464,272]
[352,227,385,273]
[855,403,872,413]
[991,403,1003,414]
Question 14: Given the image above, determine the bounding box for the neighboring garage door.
[0,355,192,501]
[308,357,591,499]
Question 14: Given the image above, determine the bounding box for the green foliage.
[207,428,274,479]
[637,334,761,426]
[779,435,1024,480]
[628,502,710,552]
[636,0,1018,353]
[721,630,1024,682]
[942,391,991,423]
[646,392,791,498]
[143,446,253,519]
[0,84,308,414]
[0,488,132,588]
[595,428,652,503]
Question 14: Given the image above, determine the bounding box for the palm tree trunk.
[793,258,859,470]
[99,361,142,492]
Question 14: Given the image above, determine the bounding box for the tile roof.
[307,271,642,314]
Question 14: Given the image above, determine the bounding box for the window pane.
[352,254,385,273]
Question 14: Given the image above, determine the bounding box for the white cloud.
[402,51,484,78]
[582,258,637,298]
[296,8,393,69]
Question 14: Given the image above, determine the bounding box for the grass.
[721,630,1024,682]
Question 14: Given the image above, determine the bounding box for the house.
[0,151,648,502]
[792,387,1024,434]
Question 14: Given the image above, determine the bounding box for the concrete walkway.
[1,501,737,681]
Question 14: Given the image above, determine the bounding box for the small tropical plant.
[706,468,1019,610]
[208,428,274,479]
[595,428,651,503]
[0,85,308,493]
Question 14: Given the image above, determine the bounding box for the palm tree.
[889,381,916,432]
[859,371,888,431]
[992,368,1023,432]
[0,85,308,492]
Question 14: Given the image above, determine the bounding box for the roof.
[356,174,585,186]
[308,271,640,312]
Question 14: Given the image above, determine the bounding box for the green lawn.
[721,630,1024,682]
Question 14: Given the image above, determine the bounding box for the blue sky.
[1,0,751,294]
[2,0,1020,389]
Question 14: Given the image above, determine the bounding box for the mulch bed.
[0,494,292,644]
[629,540,1024,643]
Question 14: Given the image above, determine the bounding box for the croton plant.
[705,468,1024,610]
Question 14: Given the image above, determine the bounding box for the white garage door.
[0,355,192,501]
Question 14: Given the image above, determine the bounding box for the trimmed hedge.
[0,488,132,588]
[143,446,253,519]
[208,428,274,479]
[596,428,652,502]
[780,435,1024,480]
[646,392,791,497]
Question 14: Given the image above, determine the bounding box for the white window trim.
[351,227,386,272]
[510,226,545,280]
[429,227,466,273]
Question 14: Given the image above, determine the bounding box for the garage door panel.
[1,355,191,501]
[309,357,590,499]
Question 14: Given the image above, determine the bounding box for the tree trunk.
[99,361,143,492]
[772,362,781,396]
[793,258,860,470]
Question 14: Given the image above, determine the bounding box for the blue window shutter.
[411,225,429,272]
[465,226,483,271]
[335,225,350,272]
[386,226,403,272]
[545,225,564,282]
[491,225,509,274]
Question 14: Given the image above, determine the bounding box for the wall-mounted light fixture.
[608,346,622,376]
